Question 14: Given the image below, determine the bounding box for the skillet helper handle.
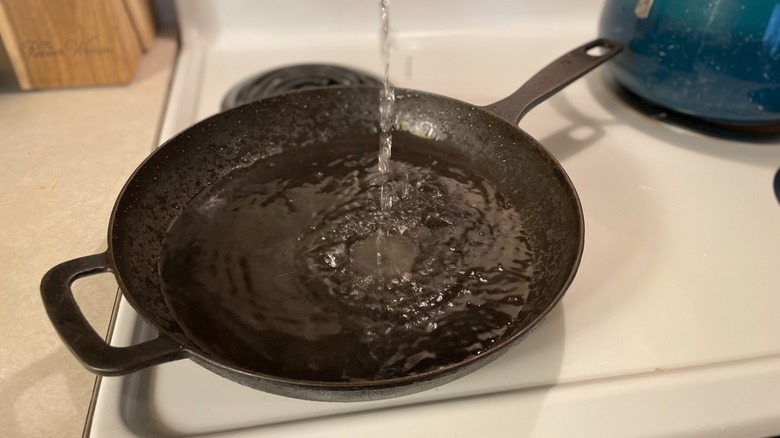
[41,252,185,375]
[484,38,622,124]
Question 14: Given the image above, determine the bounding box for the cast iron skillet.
[41,39,620,401]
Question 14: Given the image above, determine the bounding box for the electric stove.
[85,0,780,436]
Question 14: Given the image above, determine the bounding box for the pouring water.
[376,0,396,272]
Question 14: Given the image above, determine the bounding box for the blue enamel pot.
[600,0,780,125]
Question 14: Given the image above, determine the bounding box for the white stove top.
[87,0,780,436]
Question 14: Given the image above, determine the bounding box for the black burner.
[222,64,382,111]
[611,80,780,143]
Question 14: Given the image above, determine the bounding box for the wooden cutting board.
[0,0,155,89]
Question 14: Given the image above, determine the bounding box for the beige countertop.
[0,31,178,437]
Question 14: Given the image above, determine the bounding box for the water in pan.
[159,133,535,382]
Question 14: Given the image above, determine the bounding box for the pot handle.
[482,38,622,124]
[40,252,186,375]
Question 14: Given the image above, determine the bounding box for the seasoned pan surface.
[42,39,621,401]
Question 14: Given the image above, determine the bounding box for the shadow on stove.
[591,72,780,145]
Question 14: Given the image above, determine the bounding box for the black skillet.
[41,39,621,401]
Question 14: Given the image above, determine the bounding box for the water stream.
[376,0,396,271]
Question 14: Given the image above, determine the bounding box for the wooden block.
[123,0,156,52]
[0,0,143,89]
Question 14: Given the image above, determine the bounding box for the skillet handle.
[483,38,622,124]
[41,252,185,375]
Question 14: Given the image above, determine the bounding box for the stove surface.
[87,1,780,436]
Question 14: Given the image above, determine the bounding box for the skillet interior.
[108,86,583,384]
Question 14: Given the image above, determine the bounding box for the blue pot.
[599,0,780,125]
